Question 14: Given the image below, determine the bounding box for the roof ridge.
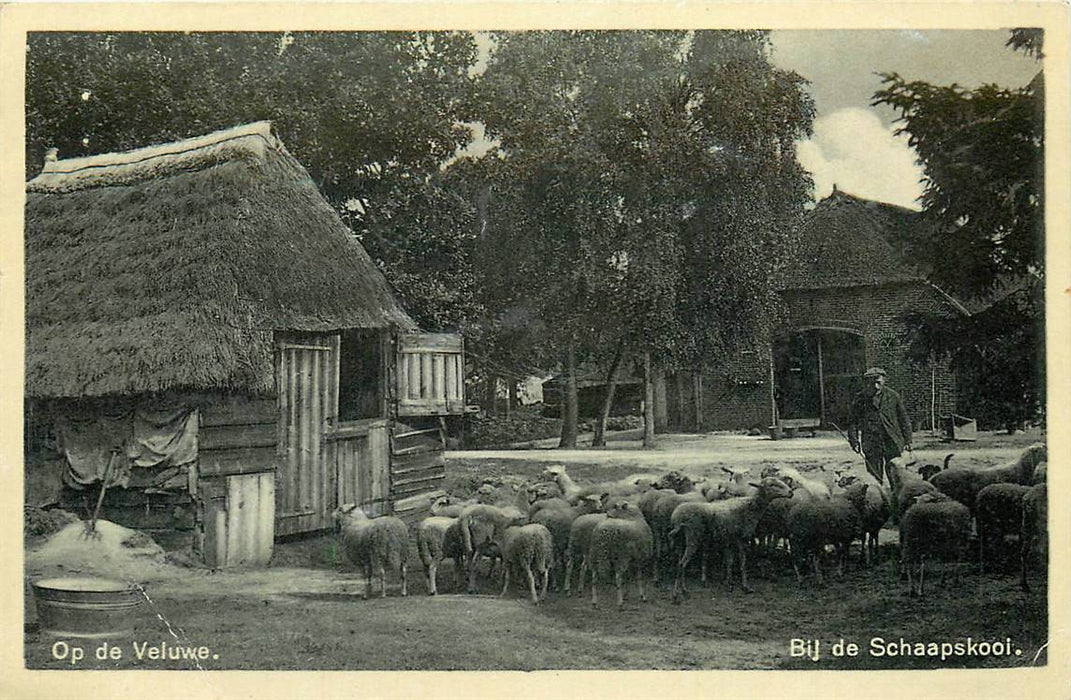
[28,121,280,192]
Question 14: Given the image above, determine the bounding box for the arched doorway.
[773,328,865,429]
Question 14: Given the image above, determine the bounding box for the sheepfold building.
[663,189,968,435]
[25,122,464,566]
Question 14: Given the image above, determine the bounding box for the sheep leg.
[400,561,407,597]
[615,567,625,609]
[812,552,823,587]
[363,560,372,600]
[427,561,437,596]
[591,569,599,608]
[637,563,648,603]
[453,557,465,592]
[563,555,574,596]
[466,551,480,594]
[525,564,539,604]
[500,564,511,598]
[540,567,549,602]
[652,534,662,583]
[737,542,753,593]
[673,538,697,604]
[700,546,708,585]
[378,562,388,598]
[724,546,734,592]
[918,558,925,596]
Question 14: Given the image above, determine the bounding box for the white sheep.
[763,465,831,501]
[333,504,409,599]
[1020,482,1047,592]
[837,474,891,566]
[929,443,1047,517]
[530,494,603,591]
[541,464,648,505]
[786,489,863,586]
[416,515,457,595]
[669,476,793,602]
[888,456,941,521]
[563,511,608,596]
[719,466,757,497]
[587,500,653,609]
[429,493,472,518]
[499,523,554,603]
[648,488,707,585]
[1031,461,1047,485]
[899,492,972,597]
[458,502,526,593]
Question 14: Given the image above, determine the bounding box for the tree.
[475,31,813,446]
[873,30,1044,430]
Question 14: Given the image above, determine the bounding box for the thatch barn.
[25,122,463,566]
[663,188,968,434]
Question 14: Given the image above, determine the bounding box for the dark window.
[338,330,384,421]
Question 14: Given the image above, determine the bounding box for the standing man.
[847,367,913,520]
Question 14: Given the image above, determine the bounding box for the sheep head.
[606,500,644,521]
[332,503,367,531]
[756,477,793,501]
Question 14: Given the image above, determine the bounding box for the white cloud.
[797,107,925,210]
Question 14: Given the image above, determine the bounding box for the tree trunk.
[643,350,656,448]
[653,366,668,434]
[675,372,686,432]
[693,372,703,432]
[592,341,627,447]
[506,378,517,419]
[559,338,579,448]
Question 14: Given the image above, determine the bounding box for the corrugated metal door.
[276,335,338,536]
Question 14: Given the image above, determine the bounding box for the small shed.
[25,122,462,566]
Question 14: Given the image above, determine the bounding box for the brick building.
[664,189,968,435]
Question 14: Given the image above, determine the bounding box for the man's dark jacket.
[848,386,912,455]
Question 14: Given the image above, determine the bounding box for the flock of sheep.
[331,442,1048,608]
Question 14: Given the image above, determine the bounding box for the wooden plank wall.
[198,396,278,477]
[196,395,278,568]
[390,420,446,523]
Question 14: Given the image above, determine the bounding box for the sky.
[769,30,1041,209]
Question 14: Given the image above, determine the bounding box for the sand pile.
[26,519,177,583]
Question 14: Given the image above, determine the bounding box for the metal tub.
[32,577,142,639]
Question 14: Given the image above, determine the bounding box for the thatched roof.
[777,188,929,290]
[26,122,416,399]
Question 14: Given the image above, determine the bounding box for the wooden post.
[768,347,778,429]
[931,358,937,434]
[643,351,656,448]
[816,333,826,428]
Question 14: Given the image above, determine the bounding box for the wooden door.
[276,334,338,536]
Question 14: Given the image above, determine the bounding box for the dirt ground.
[23,428,1048,671]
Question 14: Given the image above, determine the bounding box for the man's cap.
[863,367,886,378]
